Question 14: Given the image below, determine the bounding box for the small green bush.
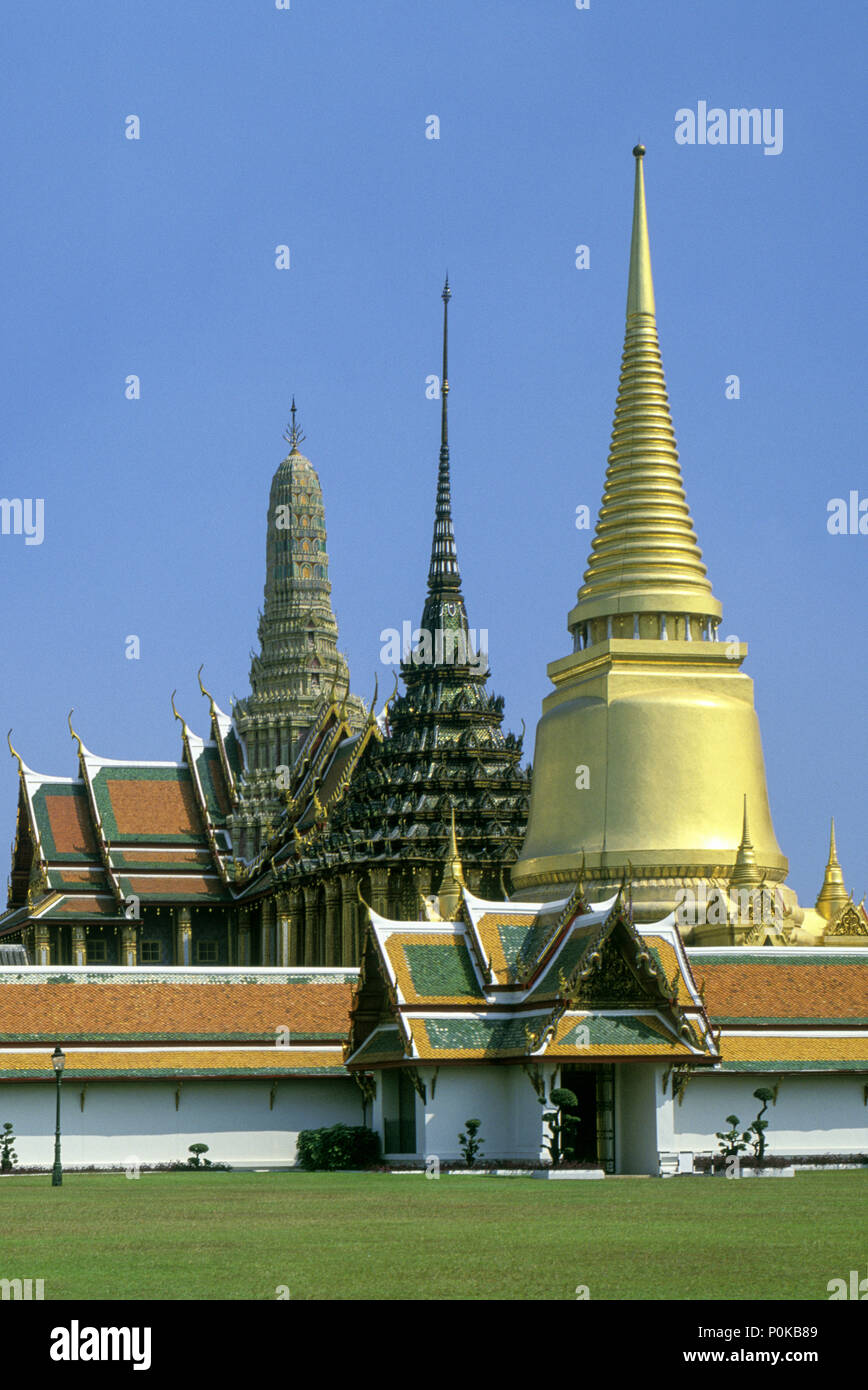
[296,1124,380,1171]
[1,1122,18,1173]
[458,1118,484,1168]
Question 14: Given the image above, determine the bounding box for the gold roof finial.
[67,709,85,758]
[170,690,189,733]
[6,730,26,777]
[283,396,306,453]
[197,664,219,719]
[816,817,851,921]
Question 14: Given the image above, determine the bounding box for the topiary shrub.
[296,1124,380,1171]
[543,1088,580,1167]
[187,1143,212,1169]
[458,1118,484,1168]
[0,1122,17,1173]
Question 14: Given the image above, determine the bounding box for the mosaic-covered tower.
[230,407,365,859]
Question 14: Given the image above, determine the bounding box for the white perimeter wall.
[661,1072,868,1156]
[372,1065,548,1162]
[615,1064,661,1175]
[0,1078,362,1169]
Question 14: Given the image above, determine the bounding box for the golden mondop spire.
[511,147,789,927]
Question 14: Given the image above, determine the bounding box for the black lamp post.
[50,1045,65,1187]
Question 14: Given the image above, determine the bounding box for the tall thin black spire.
[427,276,461,593]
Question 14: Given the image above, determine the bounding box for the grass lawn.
[0,1170,864,1300]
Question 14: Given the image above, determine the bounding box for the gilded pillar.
[34,924,51,966]
[121,923,138,967]
[71,924,86,967]
[275,892,291,966]
[175,906,192,966]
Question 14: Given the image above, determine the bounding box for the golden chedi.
[512,147,792,933]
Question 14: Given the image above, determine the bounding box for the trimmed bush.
[296,1123,380,1171]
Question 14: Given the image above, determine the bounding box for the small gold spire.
[437,808,466,922]
[816,817,851,921]
[731,795,763,889]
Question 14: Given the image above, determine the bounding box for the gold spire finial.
[816,817,851,921]
[570,145,721,634]
[730,795,763,889]
[283,396,306,453]
[626,143,654,319]
[437,807,466,922]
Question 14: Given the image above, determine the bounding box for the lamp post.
[50,1045,65,1187]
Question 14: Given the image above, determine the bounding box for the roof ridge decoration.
[6,730,30,778]
[174,691,231,889]
[196,665,238,809]
[67,710,124,909]
[571,145,722,631]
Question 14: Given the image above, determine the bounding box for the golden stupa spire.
[816,818,851,921]
[437,808,466,921]
[569,145,722,638]
[730,795,763,890]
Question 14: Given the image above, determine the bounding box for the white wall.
[0,1078,362,1169]
[418,1066,547,1162]
[616,1064,662,1175]
[668,1073,868,1156]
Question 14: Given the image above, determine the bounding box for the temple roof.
[0,965,355,1042]
[2,694,240,931]
[345,885,717,1068]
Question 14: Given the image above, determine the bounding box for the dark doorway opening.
[559,1067,598,1164]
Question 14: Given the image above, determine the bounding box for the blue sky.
[1,1,865,905]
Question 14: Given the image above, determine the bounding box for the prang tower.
[511,147,791,929]
[231,406,365,860]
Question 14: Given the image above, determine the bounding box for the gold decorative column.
[275,892,291,966]
[175,907,192,966]
[34,924,51,965]
[121,922,138,967]
[71,924,86,967]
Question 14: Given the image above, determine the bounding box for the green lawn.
[0,1170,863,1300]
